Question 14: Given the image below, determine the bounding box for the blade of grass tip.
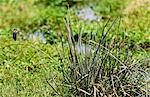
[66,6,76,48]
[101,17,111,41]
[64,17,74,63]
[64,17,72,46]
[64,17,80,82]
[66,6,80,61]
[101,17,119,46]
[65,15,79,68]
[90,18,110,68]
[64,16,75,55]
[96,18,103,40]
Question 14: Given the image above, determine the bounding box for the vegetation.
[0,0,149,96]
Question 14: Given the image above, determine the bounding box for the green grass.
[0,0,149,96]
[0,0,66,33]
[0,37,64,96]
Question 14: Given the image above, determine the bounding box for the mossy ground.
[0,0,149,96]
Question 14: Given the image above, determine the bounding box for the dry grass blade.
[111,75,118,97]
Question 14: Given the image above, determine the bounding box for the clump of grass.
[50,15,149,96]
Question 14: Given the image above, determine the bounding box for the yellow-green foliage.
[123,0,150,40]
[0,0,149,96]
[0,37,64,96]
[0,0,66,32]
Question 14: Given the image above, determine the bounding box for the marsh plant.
[49,17,150,96]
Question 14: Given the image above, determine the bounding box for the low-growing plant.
[49,16,149,96]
